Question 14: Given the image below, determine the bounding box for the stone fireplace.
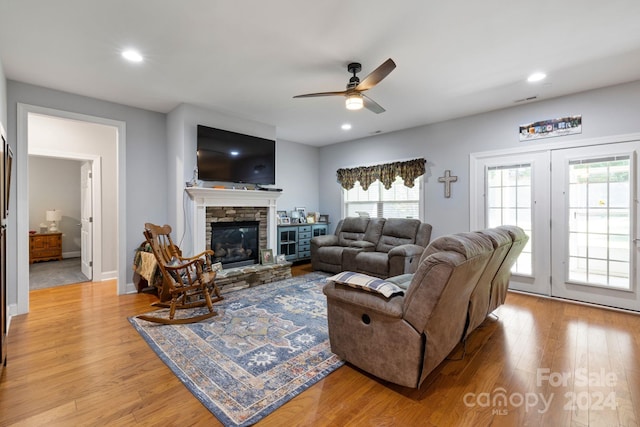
[185,187,281,261]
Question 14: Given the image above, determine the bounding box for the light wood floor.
[1,263,639,426]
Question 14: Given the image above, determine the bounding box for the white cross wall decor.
[437,170,458,198]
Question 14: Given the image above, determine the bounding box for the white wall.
[274,138,320,216]
[319,80,640,238]
[28,156,82,255]
[6,81,167,307]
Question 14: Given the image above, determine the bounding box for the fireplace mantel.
[185,187,282,256]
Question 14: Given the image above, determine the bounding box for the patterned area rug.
[129,272,343,426]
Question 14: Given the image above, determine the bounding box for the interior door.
[80,161,93,280]
[550,142,640,311]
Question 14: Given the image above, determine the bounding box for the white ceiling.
[1,0,639,146]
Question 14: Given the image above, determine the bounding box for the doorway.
[471,134,640,311]
[27,155,98,289]
[15,104,127,315]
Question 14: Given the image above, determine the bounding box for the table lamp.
[46,209,62,232]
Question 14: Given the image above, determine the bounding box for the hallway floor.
[29,257,90,290]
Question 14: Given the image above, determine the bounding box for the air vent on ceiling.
[514,95,538,103]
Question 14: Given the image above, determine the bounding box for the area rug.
[129,272,343,426]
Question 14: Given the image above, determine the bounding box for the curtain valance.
[336,158,426,190]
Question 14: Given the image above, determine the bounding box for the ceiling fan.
[293,58,396,114]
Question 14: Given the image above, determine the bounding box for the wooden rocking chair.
[137,223,223,324]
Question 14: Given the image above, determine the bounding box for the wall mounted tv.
[196,125,276,185]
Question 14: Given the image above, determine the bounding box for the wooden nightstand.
[29,232,63,264]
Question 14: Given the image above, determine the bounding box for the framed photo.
[276,254,287,264]
[294,207,306,218]
[319,214,329,223]
[260,249,274,265]
[277,210,288,219]
[306,214,315,224]
[281,217,291,225]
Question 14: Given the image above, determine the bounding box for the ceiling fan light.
[345,94,364,110]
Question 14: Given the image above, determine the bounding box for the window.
[344,176,421,219]
[567,155,631,289]
[486,164,533,275]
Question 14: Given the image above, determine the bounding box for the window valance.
[336,158,426,190]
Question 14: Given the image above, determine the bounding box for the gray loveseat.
[310,217,432,279]
[322,226,528,388]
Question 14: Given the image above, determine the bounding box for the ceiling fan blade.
[293,90,347,98]
[355,58,396,92]
[363,94,386,114]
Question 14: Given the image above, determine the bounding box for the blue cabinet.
[278,226,298,261]
[277,223,328,262]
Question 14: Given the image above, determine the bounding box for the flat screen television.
[196,125,276,185]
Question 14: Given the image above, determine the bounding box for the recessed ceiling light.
[527,72,546,83]
[341,123,352,131]
[122,49,143,63]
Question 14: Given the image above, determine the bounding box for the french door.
[550,142,640,310]
[472,151,550,295]
[472,140,640,311]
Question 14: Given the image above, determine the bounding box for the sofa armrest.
[388,244,425,276]
[349,240,376,251]
[387,273,414,290]
[311,234,339,248]
[342,247,362,271]
[323,281,404,318]
[388,244,424,258]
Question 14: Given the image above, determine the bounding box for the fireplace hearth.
[211,221,259,268]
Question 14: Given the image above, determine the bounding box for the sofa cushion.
[355,251,390,277]
[337,217,370,246]
[328,271,405,298]
[376,218,421,253]
[316,246,346,265]
[363,217,386,244]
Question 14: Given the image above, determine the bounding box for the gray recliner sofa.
[322,226,528,388]
[311,217,432,279]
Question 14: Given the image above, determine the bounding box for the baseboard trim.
[100,270,117,281]
[507,289,640,315]
[125,282,138,294]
